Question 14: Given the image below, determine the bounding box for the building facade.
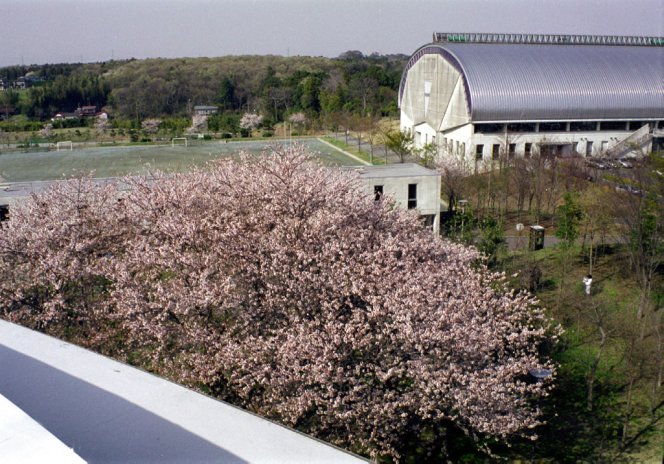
[349,164,442,234]
[399,33,664,170]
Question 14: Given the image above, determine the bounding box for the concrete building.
[349,163,442,234]
[399,33,664,170]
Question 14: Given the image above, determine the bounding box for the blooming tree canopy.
[187,113,208,134]
[38,123,53,139]
[0,145,554,459]
[141,118,162,135]
[239,112,263,131]
[288,111,307,125]
[94,113,110,135]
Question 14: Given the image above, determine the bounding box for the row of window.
[475,143,533,159]
[475,140,607,159]
[474,121,660,134]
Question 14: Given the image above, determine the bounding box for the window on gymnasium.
[475,144,484,160]
[492,144,500,160]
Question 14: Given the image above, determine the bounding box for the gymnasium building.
[399,33,664,168]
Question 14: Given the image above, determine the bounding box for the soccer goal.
[171,137,188,148]
[56,141,73,151]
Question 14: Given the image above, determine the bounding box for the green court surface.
[0,138,362,182]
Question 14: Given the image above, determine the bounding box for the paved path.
[316,137,370,166]
[326,133,404,164]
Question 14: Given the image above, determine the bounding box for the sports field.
[0,138,363,182]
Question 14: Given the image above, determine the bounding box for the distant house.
[74,106,97,117]
[14,76,40,89]
[346,163,442,234]
[0,79,6,91]
[193,105,218,116]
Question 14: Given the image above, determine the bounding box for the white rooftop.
[345,163,440,179]
[0,320,367,463]
[0,393,85,463]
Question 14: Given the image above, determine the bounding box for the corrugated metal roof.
[401,43,664,122]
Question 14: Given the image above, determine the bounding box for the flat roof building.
[348,163,442,234]
[399,33,664,169]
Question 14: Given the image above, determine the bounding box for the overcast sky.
[2,0,663,67]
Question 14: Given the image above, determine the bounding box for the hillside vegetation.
[0,52,407,130]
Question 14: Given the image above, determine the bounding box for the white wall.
[358,166,441,234]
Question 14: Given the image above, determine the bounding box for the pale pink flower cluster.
[239,112,263,131]
[141,118,162,135]
[0,145,555,459]
[188,113,208,134]
[39,123,53,139]
[288,112,307,125]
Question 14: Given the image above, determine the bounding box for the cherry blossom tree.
[288,111,307,125]
[0,145,555,460]
[38,123,53,139]
[141,118,162,135]
[239,112,263,132]
[187,113,208,134]
[94,112,111,137]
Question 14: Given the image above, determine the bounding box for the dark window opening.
[586,141,593,157]
[374,185,383,201]
[407,183,417,209]
[474,123,504,134]
[475,144,484,160]
[492,144,500,160]
[524,143,532,157]
[541,145,564,157]
[570,121,597,132]
[539,122,566,132]
[420,214,435,231]
[628,121,646,131]
[0,204,8,222]
[506,123,536,133]
[600,121,628,131]
[508,143,516,158]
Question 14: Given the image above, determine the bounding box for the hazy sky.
[2,0,663,67]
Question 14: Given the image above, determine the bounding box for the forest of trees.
[0,52,406,131]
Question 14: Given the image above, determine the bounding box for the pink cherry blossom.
[0,145,556,460]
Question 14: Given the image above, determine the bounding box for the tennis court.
[0,138,363,182]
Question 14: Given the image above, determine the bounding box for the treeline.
[0,62,83,82]
[0,52,407,128]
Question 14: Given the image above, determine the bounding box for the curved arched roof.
[399,43,664,122]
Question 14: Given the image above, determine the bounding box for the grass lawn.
[0,138,363,182]
[501,242,663,461]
